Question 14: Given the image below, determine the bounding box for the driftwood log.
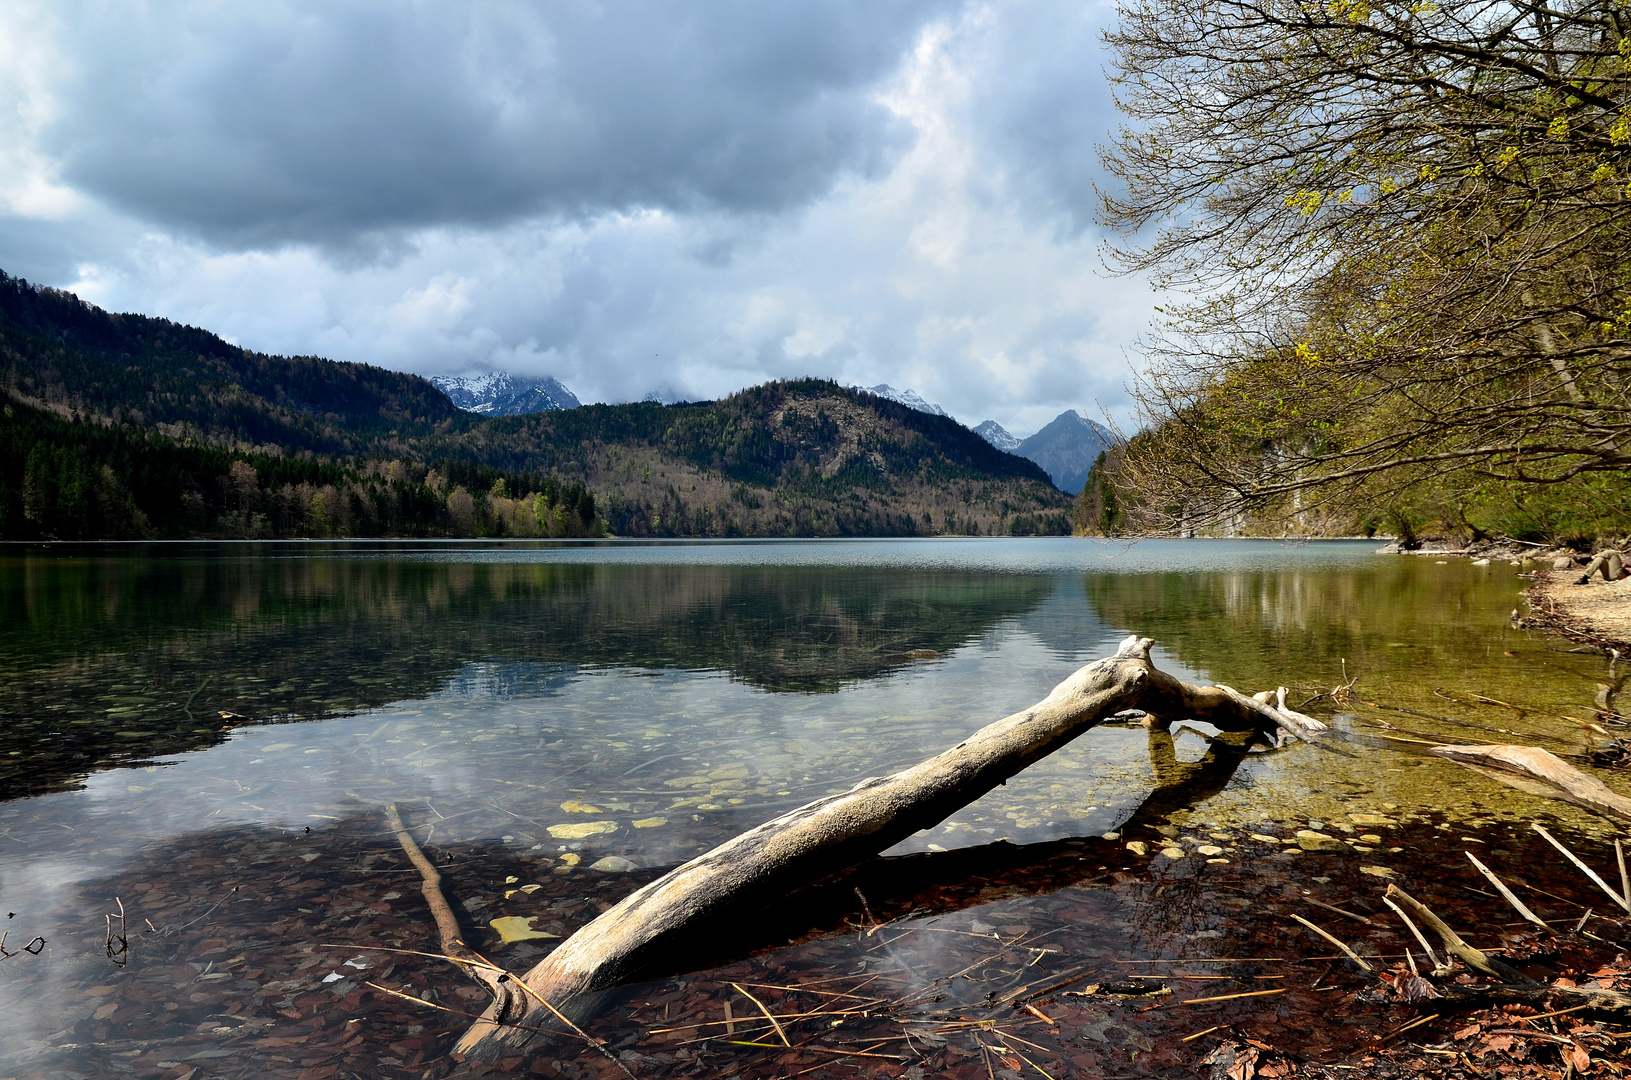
[1429,743,1631,825]
[454,635,1325,1059]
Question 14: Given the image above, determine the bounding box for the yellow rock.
[1196,845,1224,856]
[559,799,603,813]
[1359,865,1397,878]
[1348,813,1395,826]
[1125,841,1149,856]
[632,817,668,828]
[558,853,581,867]
[488,916,559,943]
[1249,833,1283,844]
[1296,830,1346,852]
[547,821,617,839]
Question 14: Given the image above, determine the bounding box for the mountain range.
[846,386,1118,493]
[0,271,1072,540]
[430,372,579,416]
[427,369,1115,495]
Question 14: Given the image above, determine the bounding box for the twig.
[1517,1003,1594,1024]
[1465,852,1550,928]
[1305,898,1377,926]
[1182,988,1288,1004]
[1182,1024,1225,1042]
[180,676,210,722]
[1291,914,1374,973]
[1619,839,1628,910]
[1012,1049,1059,1080]
[363,981,547,1030]
[175,885,239,931]
[1532,824,1631,913]
[731,982,791,1047]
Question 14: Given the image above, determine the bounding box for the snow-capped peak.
[972,420,1022,452]
[852,383,948,417]
[430,372,580,416]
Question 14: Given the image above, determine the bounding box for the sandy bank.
[1527,569,1631,652]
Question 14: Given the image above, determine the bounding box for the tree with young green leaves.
[1103,0,1631,534]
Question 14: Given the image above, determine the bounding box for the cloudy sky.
[0,0,1148,436]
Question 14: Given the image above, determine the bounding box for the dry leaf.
[488,916,560,943]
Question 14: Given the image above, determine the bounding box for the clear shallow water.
[1,539,1625,1078]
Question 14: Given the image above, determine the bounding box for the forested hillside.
[1096,0,1631,544]
[0,273,1069,540]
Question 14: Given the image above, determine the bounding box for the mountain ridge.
[0,271,1071,539]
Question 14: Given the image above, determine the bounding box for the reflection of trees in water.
[0,555,1049,797]
[1082,563,1536,697]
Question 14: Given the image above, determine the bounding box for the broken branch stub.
[454,635,1325,1059]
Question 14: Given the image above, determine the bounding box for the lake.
[1,538,1623,1078]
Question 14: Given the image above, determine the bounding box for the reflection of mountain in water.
[0,552,1050,797]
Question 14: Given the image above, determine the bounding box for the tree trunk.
[454,635,1325,1059]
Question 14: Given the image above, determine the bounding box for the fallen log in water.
[1429,743,1631,825]
[453,634,1326,1059]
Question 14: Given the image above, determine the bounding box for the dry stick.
[1304,898,1377,926]
[1183,988,1288,1005]
[1465,852,1551,929]
[730,982,791,1047]
[1290,914,1374,973]
[1382,886,1536,985]
[1618,840,1629,909]
[1181,1024,1225,1043]
[1531,824,1631,913]
[382,804,528,1035]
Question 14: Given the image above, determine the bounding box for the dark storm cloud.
[45,0,942,248]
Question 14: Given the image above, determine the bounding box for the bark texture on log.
[455,635,1325,1059]
[1429,743,1631,825]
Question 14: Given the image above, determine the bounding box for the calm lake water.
[1,538,1624,1079]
